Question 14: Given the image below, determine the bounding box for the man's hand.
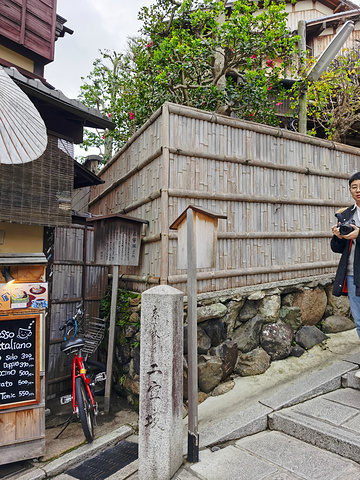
[343,224,360,240]
[331,223,343,239]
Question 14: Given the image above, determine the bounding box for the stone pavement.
[5,328,360,480]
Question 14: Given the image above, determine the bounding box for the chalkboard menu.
[0,315,40,409]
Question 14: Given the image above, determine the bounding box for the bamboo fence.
[89,102,360,295]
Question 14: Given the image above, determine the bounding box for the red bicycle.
[59,303,106,443]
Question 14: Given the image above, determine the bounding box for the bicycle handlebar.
[59,316,80,340]
[59,303,84,340]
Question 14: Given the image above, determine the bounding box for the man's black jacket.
[331,205,360,296]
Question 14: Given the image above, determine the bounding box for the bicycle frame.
[58,304,103,443]
[71,352,96,416]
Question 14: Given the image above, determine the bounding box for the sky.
[46,0,153,100]
[45,0,154,157]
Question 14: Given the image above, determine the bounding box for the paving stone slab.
[342,414,360,434]
[260,361,356,411]
[189,445,278,480]
[264,472,302,480]
[236,431,359,480]
[336,466,360,480]
[341,371,360,389]
[290,396,358,426]
[172,467,201,479]
[323,387,360,409]
[269,408,360,462]
[107,460,138,480]
[199,402,272,448]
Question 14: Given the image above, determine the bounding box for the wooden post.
[104,265,119,413]
[298,20,307,135]
[187,208,199,462]
[86,214,148,413]
[169,205,226,463]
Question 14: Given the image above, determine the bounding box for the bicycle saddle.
[61,337,85,354]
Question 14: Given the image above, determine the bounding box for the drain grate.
[0,461,32,479]
[67,440,138,480]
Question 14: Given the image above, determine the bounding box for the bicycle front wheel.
[75,376,95,443]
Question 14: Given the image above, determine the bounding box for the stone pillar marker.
[139,285,184,480]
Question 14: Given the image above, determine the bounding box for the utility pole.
[298,20,307,135]
[298,20,354,135]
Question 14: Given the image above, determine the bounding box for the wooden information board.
[88,214,148,266]
[0,314,40,409]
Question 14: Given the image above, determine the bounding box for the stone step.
[269,388,360,463]
[198,360,358,450]
[342,370,360,390]
[260,360,357,412]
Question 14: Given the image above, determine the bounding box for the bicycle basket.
[82,317,106,355]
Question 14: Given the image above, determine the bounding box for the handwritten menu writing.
[0,316,38,408]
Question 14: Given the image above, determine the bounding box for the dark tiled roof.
[4,66,115,131]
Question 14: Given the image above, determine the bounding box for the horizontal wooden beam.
[167,261,338,284]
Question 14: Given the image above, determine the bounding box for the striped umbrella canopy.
[0,67,47,164]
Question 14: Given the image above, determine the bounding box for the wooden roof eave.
[73,161,105,189]
[4,66,115,131]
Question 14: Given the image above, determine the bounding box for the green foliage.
[79,0,299,160]
[100,286,140,328]
[78,46,139,162]
[120,374,127,386]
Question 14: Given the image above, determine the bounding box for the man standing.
[331,173,360,354]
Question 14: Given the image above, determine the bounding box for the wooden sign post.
[87,214,148,413]
[170,206,226,463]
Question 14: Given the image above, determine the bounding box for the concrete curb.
[198,403,272,449]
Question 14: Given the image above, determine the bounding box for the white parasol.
[0,67,47,164]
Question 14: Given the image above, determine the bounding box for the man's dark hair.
[349,172,360,186]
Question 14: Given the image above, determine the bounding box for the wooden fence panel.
[47,225,108,397]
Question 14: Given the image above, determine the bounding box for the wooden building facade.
[0,0,113,462]
[89,102,360,295]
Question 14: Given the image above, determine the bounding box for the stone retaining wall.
[105,274,356,405]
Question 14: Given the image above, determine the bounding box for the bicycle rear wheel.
[86,360,106,396]
[75,376,95,443]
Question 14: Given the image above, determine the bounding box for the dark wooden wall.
[46,224,108,397]
[0,135,73,227]
[0,0,56,62]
